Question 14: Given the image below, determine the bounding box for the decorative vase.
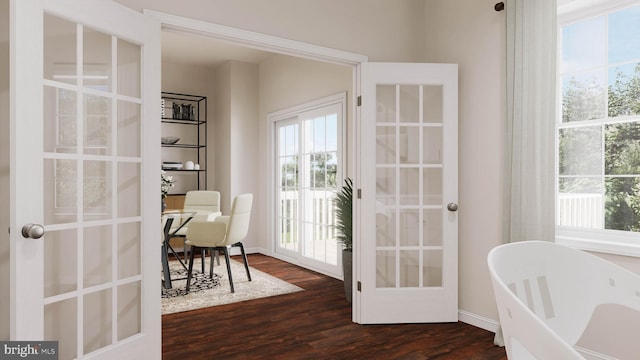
[342,249,353,303]
[161,197,166,212]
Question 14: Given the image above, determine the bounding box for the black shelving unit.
[161,92,207,193]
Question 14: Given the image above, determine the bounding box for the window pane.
[558,178,603,229]
[608,5,640,64]
[562,16,605,73]
[605,122,640,175]
[605,177,640,231]
[608,63,640,118]
[559,126,602,176]
[561,71,607,122]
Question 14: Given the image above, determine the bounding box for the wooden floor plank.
[162,254,507,359]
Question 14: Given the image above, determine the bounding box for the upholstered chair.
[185,193,253,293]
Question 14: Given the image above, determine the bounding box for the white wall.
[115,0,426,63]
[258,55,352,251]
[0,0,8,341]
[214,62,231,211]
[424,0,506,327]
[227,61,260,246]
[229,61,259,201]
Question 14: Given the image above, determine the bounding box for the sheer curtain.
[496,0,557,347]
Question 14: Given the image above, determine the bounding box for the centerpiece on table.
[161,170,175,212]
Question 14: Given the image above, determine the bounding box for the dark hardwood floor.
[162,254,507,360]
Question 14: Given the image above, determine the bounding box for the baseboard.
[458,310,499,333]
[225,246,264,256]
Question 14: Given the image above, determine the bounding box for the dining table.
[161,210,196,289]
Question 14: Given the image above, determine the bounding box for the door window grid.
[375,84,444,289]
[42,13,144,357]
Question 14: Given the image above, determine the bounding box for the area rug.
[161,256,303,315]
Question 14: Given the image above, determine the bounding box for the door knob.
[447,203,459,212]
[21,223,45,239]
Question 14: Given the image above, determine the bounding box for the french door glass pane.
[45,299,77,360]
[43,229,77,298]
[84,94,111,155]
[84,289,112,354]
[83,225,112,287]
[117,100,141,157]
[44,14,76,85]
[117,282,141,340]
[83,26,111,92]
[399,250,419,287]
[84,160,111,220]
[117,38,141,97]
[423,85,443,123]
[117,162,141,218]
[44,86,77,153]
[399,85,419,123]
[44,158,77,225]
[117,222,141,279]
[376,250,395,288]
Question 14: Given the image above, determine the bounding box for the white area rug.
[161,256,303,315]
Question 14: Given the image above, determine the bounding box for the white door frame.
[144,11,367,323]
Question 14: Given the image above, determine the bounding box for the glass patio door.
[274,95,345,277]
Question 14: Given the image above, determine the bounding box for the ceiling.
[161,30,274,68]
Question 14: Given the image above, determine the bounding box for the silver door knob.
[21,223,45,239]
[447,203,459,212]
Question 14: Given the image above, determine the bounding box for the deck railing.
[557,193,603,229]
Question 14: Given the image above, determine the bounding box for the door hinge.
[357,189,361,199]
[357,96,362,106]
[357,281,362,291]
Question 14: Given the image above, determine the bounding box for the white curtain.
[496,0,557,347]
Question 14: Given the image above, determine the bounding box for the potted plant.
[334,177,353,302]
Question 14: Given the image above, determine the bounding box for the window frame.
[556,0,640,257]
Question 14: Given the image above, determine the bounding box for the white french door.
[273,93,346,277]
[10,0,161,358]
[355,63,458,323]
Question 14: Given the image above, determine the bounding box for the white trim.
[143,10,368,66]
[269,92,347,121]
[556,231,640,257]
[458,310,499,333]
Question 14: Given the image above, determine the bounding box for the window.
[557,0,640,254]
